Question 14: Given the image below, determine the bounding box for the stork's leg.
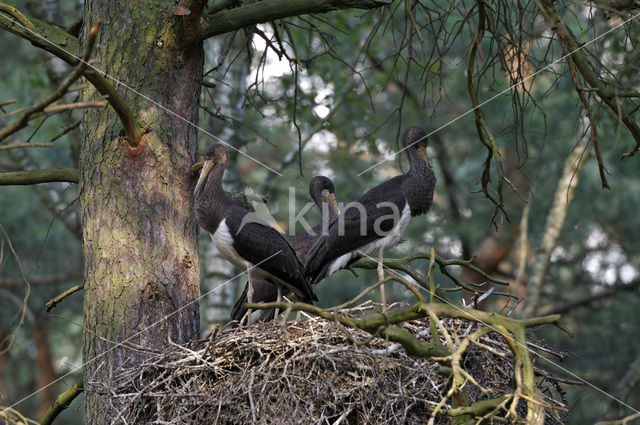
[378,247,387,312]
[246,270,255,326]
[273,285,282,321]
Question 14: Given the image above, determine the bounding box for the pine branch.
[199,0,392,40]
[0,168,79,185]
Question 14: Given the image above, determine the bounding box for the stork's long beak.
[325,192,340,214]
[194,159,215,195]
[417,145,429,166]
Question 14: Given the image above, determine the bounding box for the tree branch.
[0,168,79,185]
[0,5,141,144]
[0,19,101,143]
[0,143,54,151]
[46,284,84,312]
[448,395,510,418]
[534,0,640,159]
[199,0,392,41]
[351,251,510,292]
[39,378,83,425]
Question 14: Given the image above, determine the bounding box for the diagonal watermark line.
[0,250,282,415]
[0,12,281,176]
[356,249,640,415]
[358,11,640,176]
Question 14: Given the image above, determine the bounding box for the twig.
[0,99,16,107]
[466,0,509,225]
[0,271,82,287]
[10,100,107,116]
[0,223,30,356]
[596,412,640,425]
[46,284,84,312]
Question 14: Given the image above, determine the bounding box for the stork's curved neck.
[403,147,436,216]
[194,162,233,234]
[406,147,431,177]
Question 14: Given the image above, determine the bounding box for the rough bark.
[79,2,202,422]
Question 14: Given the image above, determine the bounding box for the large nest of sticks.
[96,303,566,424]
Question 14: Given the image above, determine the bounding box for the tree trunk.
[79,2,202,422]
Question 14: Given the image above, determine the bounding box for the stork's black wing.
[305,176,407,280]
[226,206,317,302]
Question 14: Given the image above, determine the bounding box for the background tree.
[1,0,640,423]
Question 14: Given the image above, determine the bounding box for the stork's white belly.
[326,203,412,277]
[211,219,287,288]
[212,219,253,272]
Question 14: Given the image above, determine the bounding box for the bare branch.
[534,0,640,159]
[0,19,101,143]
[0,99,16,108]
[0,6,141,144]
[541,279,640,315]
[46,284,84,312]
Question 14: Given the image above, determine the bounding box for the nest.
[95,303,566,424]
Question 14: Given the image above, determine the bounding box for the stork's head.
[402,126,429,165]
[194,144,229,195]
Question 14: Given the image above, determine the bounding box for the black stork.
[230,176,340,323]
[305,126,436,308]
[194,144,317,324]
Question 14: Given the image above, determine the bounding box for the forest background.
[1,0,640,423]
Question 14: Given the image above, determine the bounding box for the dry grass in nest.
[94,303,566,424]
